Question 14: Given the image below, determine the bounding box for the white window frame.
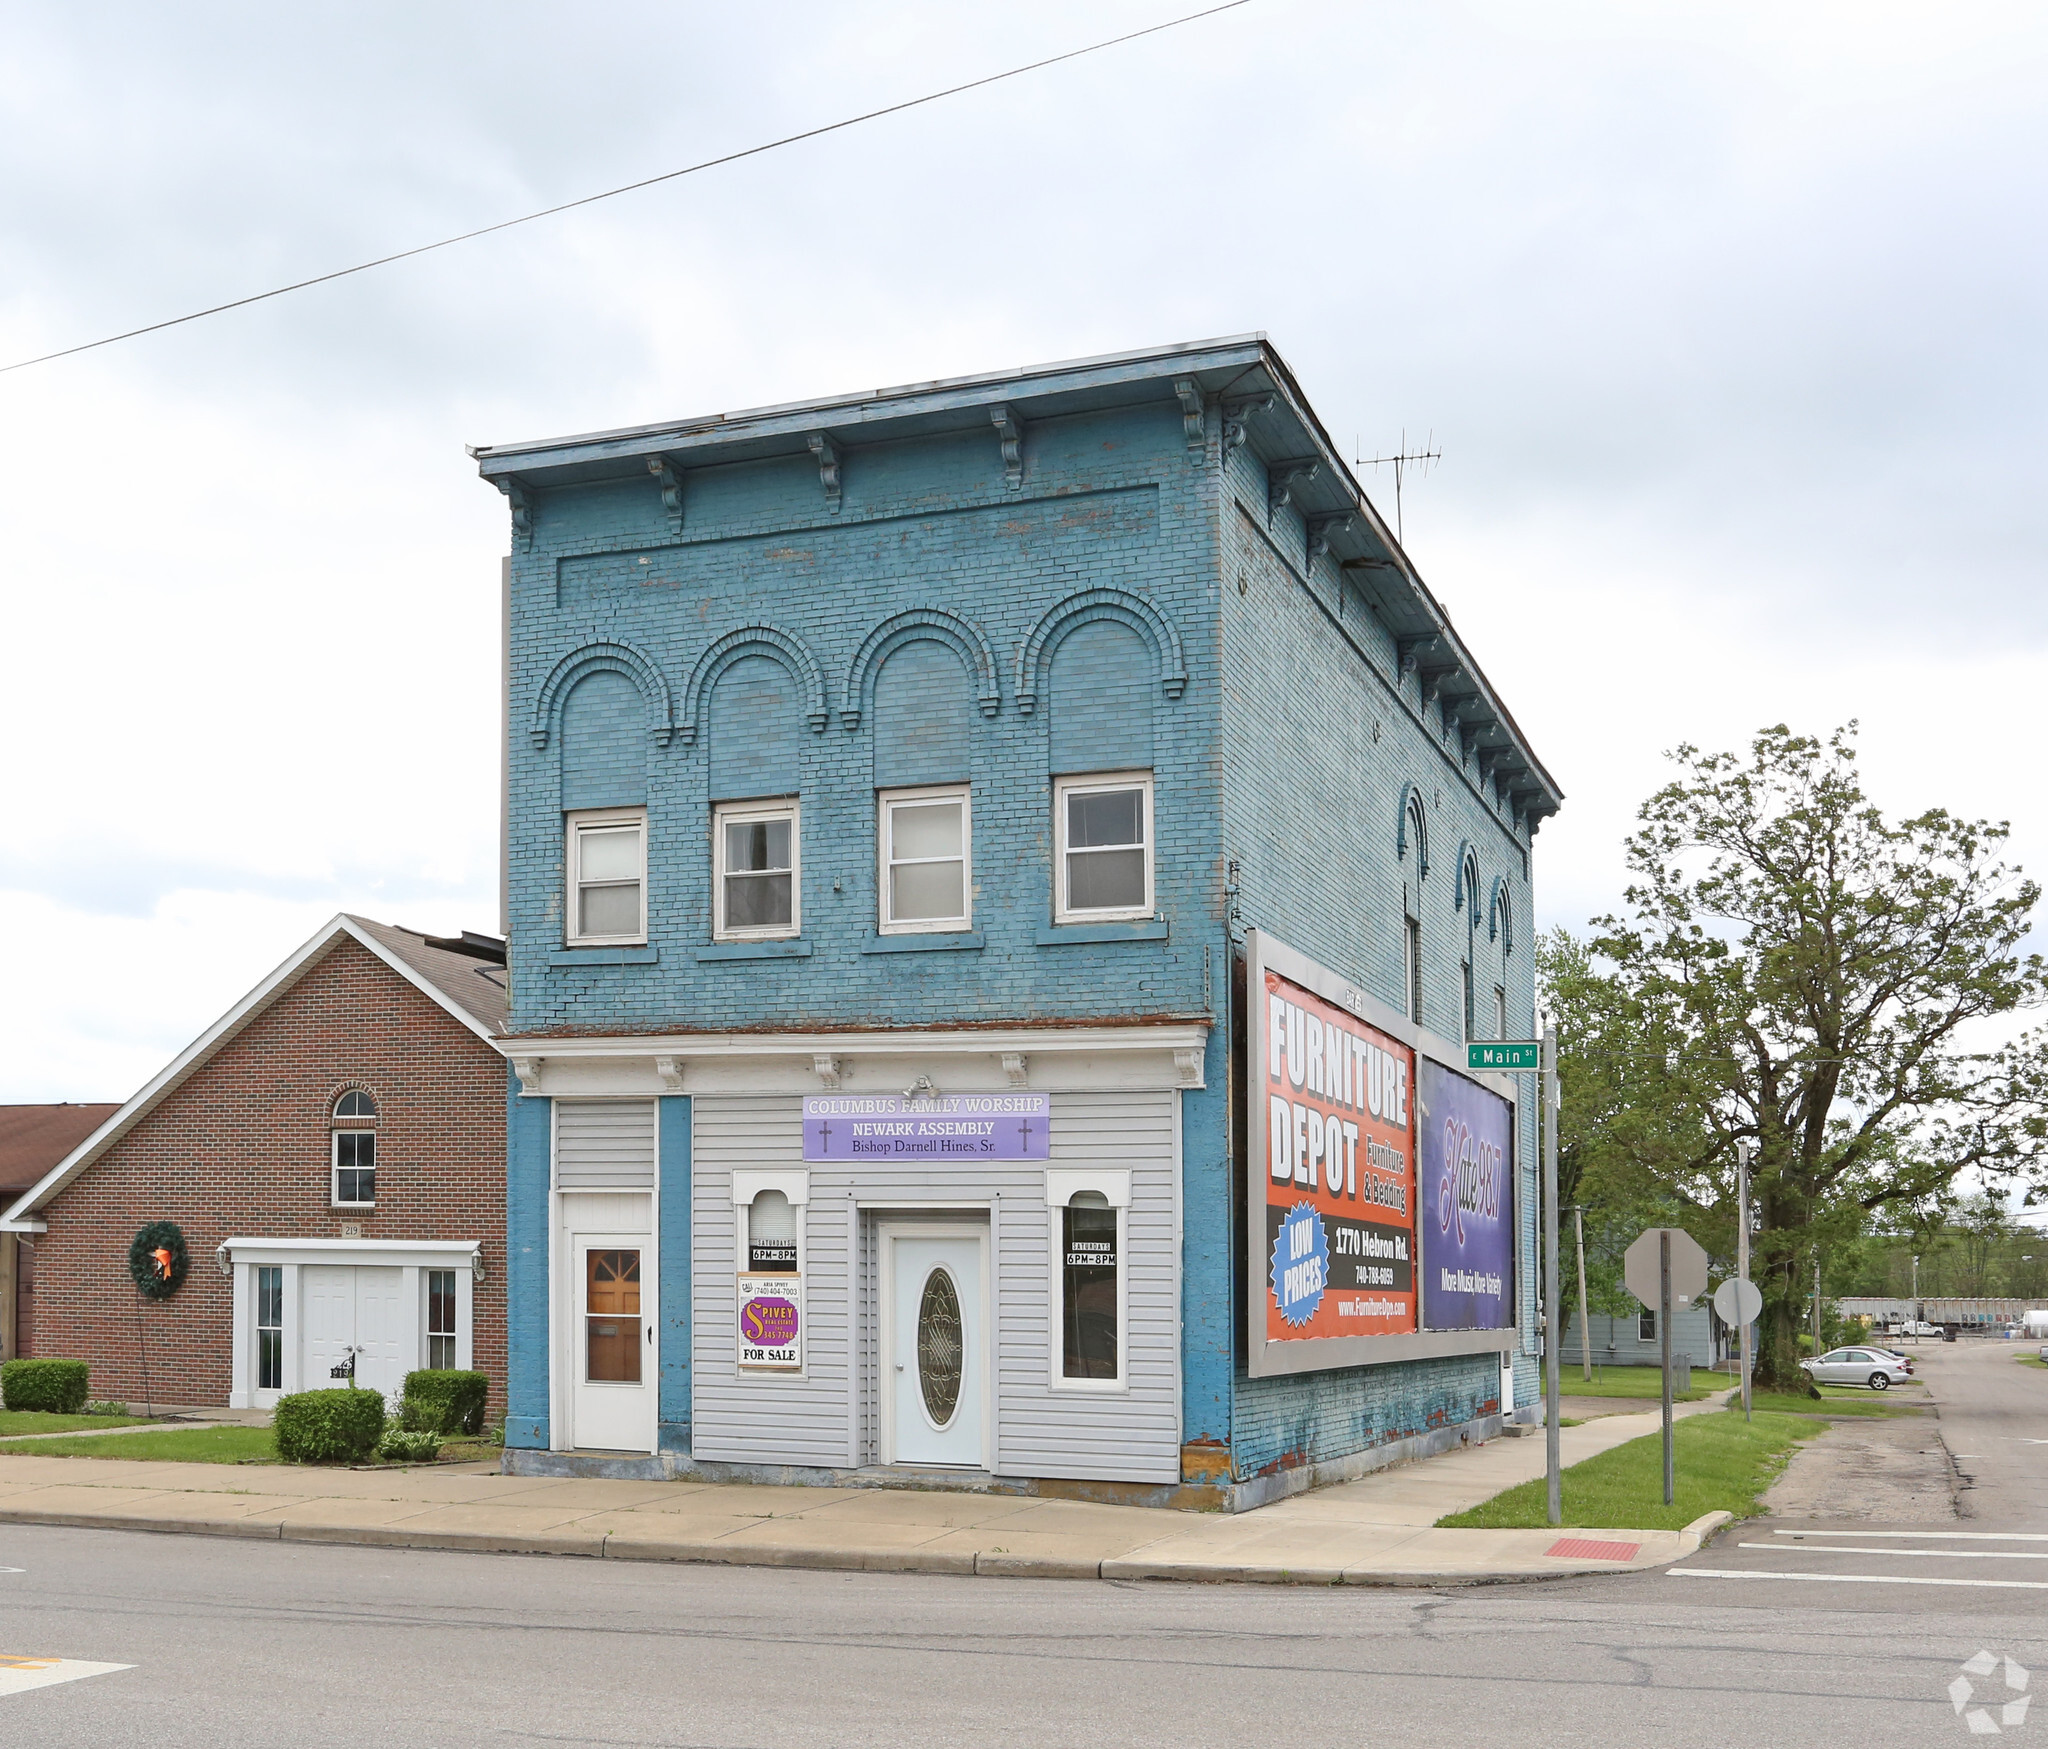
[1045,1167,1130,1392]
[878,784,972,935]
[331,1128,377,1208]
[424,1267,460,1372]
[1052,770,1153,925]
[565,807,648,948]
[713,798,801,941]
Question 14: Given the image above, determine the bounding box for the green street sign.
[1467,1041,1542,1071]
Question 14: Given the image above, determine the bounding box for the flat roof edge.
[471,333,1270,465]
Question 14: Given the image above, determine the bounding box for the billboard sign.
[1417,1058,1516,1330]
[1245,930,1523,1376]
[1254,945,1418,1353]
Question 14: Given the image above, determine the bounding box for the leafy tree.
[1552,724,2046,1389]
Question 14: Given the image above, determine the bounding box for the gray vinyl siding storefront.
[688,1090,1182,1484]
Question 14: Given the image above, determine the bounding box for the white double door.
[882,1223,988,1469]
[302,1266,406,1403]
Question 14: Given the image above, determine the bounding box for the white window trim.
[1045,1166,1130,1392]
[565,807,648,948]
[878,784,973,935]
[331,1128,377,1209]
[1052,770,1154,925]
[713,797,800,942]
[422,1265,468,1372]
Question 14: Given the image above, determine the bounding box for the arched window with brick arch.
[332,1089,377,1206]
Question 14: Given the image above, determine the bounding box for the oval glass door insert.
[916,1267,964,1427]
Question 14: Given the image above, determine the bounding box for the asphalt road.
[1,1342,2041,1748]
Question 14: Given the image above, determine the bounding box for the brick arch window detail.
[332,1089,378,1122]
[840,607,1001,729]
[1489,876,1515,955]
[1456,845,1481,927]
[330,1087,379,1207]
[528,638,675,750]
[678,624,830,745]
[1014,588,1187,717]
[1397,783,1430,879]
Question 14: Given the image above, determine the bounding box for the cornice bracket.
[497,478,532,550]
[1174,1046,1206,1089]
[1222,393,1275,455]
[1268,459,1320,526]
[807,434,842,513]
[1307,512,1353,566]
[512,1056,543,1097]
[990,404,1025,490]
[655,1054,685,1094]
[1000,1052,1029,1090]
[646,455,684,536]
[812,1053,846,1091]
[1172,378,1206,459]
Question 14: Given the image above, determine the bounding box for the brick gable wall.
[27,935,506,1415]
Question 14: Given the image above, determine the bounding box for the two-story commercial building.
[477,335,1561,1506]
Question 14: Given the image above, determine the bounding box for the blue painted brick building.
[476,336,1562,1505]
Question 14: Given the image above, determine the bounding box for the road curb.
[0,1502,1696,1586]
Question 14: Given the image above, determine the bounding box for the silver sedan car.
[1801,1347,1913,1390]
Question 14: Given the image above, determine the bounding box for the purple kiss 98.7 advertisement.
[1417,1059,1516,1331]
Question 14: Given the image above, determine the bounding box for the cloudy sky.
[2,1,2043,1106]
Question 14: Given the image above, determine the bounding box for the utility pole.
[1736,1140,1753,1423]
[1573,1205,1592,1382]
[1543,1020,1561,1526]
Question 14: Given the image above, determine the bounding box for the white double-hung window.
[715,799,799,939]
[567,809,647,946]
[1053,771,1152,923]
[879,786,970,933]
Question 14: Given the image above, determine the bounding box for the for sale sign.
[736,1274,804,1372]
[1257,957,1417,1346]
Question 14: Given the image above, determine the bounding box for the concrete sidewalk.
[0,1396,1732,1585]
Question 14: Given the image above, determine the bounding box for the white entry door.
[884,1225,988,1469]
[300,1266,406,1403]
[570,1236,656,1452]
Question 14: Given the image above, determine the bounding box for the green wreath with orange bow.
[128,1220,190,1300]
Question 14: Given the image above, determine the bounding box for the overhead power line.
[0,1,1252,377]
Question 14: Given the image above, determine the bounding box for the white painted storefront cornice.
[494,1022,1210,1099]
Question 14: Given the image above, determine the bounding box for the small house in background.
[0,916,508,1415]
[1560,1304,1727,1372]
[0,1103,121,1365]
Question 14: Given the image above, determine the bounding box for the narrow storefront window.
[427,1269,457,1370]
[256,1265,283,1391]
[747,1190,798,1273]
[1061,1192,1119,1380]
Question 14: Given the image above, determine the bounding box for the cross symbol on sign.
[816,1120,834,1151]
[1016,1117,1035,1151]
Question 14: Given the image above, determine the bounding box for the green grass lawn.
[1740,1390,1921,1418]
[0,1426,278,1464]
[1438,1409,1825,1531]
[1558,1370,1710,1402]
[0,1411,152,1436]
[2018,1354,2047,1371]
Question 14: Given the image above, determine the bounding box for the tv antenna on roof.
[1354,429,1440,548]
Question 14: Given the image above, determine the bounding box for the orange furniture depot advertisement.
[1261,964,1417,1343]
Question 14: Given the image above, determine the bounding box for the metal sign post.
[1660,1233,1674,1506]
[1573,1204,1592,1383]
[1624,1226,1709,1513]
[1737,1140,1753,1422]
[1542,1024,1561,1527]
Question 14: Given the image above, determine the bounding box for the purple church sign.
[802,1094,1051,1162]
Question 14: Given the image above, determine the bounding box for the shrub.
[84,1398,131,1417]
[273,1386,387,1464]
[376,1429,442,1464]
[2,1358,89,1414]
[401,1370,489,1436]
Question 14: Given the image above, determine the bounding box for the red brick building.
[0,916,507,1415]
[1,1103,122,1365]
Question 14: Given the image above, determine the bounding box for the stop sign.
[1624,1227,1710,1309]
